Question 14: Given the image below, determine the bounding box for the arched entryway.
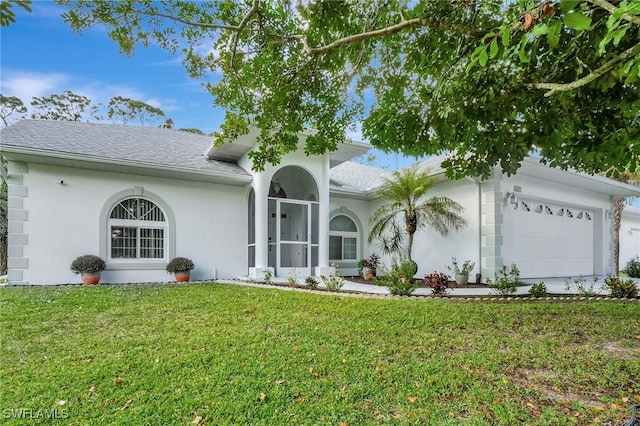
[266,166,319,277]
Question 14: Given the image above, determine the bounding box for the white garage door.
[503,199,594,278]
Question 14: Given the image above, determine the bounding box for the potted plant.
[357,259,364,278]
[361,253,380,281]
[166,257,195,282]
[447,257,475,285]
[70,254,107,285]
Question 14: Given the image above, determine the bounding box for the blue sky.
[0,2,425,170]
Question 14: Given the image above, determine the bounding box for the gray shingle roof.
[329,161,388,191]
[329,155,449,192]
[0,120,249,176]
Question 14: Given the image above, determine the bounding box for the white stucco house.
[1,119,639,285]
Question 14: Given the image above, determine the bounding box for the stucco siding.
[408,179,480,278]
[621,207,640,269]
[14,163,248,285]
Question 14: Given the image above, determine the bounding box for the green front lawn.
[1,283,639,425]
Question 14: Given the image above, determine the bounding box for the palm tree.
[607,170,639,274]
[368,166,467,261]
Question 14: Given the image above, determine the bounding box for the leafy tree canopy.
[55,1,640,177]
[178,127,205,135]
[31,90,92,122]
[14,90,176,128]
[107,96,167,126]
[0,94,27,127]
[0,0,31,27]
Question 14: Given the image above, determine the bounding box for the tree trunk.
[613,197,626,274]
[407,231,414,261]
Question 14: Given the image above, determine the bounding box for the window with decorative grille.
[109,198,166,259]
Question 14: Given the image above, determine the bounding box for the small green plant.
[286,268,299,287]
[374,257,419,296]
[487,263,520,296]
[604,275,639,298]
[624,256,640,278]
[263,269,272,284]
[320,264,344,292]
[304,276,319,289]
[361,253,381,268]
[70,255,107,274]
[423,272,450,296]
[528,282,547,297]
[564,276,601,297]
[447,258,475,275]
[166,257,195,274]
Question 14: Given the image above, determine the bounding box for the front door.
[269,200,311,278]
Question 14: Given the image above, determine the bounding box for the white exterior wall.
[621,207,640,268]
[10,162,248,285]
[406,179,480,278]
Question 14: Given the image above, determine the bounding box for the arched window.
[109,198,167,259]
[329,215,358,261]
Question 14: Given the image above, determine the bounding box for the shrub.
[304,276,319,289]
[263,269,272,284]
[70,255,106,274]
[166,257,195,274]
[564,276,600,297]
[361,253,381,268]
[604,276,639,298]
[624,256,640,278]
[286,269,299,287]
[409,259,418,276]
[528,282,547,297]
[487,263,520,296]
[423,272,450,296]
[374,257,419,296]
[320,264,344,292]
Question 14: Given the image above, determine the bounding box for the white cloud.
[0,70,69,102]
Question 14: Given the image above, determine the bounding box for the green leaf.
[518,38,529,63]
[563,12,592,31]
[489,38,499,58]
[547,20,561,48]
[532,24,549,37]
[465,56,479,73]
[479,48,488,67]
[501,28,510,47]
[559,0,581,12]
[613,23,630,46]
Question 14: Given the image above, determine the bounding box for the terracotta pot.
[81,272,101,285]
[175,272,190,282]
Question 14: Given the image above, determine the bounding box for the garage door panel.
[504,200,594,278]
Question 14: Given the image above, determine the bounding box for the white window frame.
[108,198,168,262]
[329,215,359,262]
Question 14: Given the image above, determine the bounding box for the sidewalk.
[232,276,640,297]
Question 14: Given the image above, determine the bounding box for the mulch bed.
[344,276,489,289]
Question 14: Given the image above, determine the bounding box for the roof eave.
[1,146,252,186]
[519,157,640,198]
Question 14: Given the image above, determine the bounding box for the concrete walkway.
[233,276,640,297]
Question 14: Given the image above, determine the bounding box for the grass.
[1,283,639,425]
